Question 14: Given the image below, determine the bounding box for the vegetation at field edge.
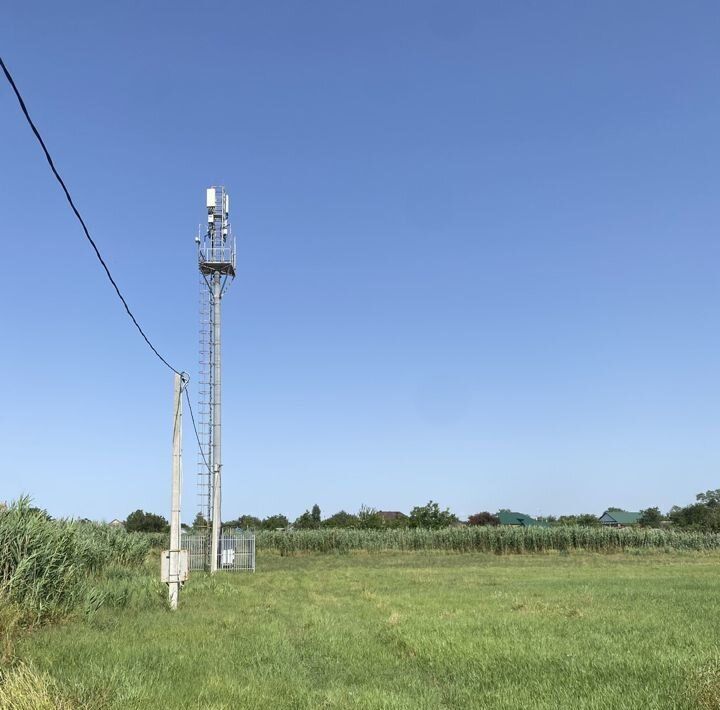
[0,497,153,624]
[255,524,720,555]
[4,498,720,708]
[0,498,167,708]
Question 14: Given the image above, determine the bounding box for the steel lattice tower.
[196,186,236,572]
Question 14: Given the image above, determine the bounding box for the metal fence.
[181,532,255,572]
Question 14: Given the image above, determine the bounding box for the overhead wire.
[185,388,211,474]
[1,55,210,469]
[0,55,181,376]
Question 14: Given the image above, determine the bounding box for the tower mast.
[197,186,236,572]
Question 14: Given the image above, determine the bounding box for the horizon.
[3,494,702,526]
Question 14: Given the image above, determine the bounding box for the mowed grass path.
[19,552,720,709]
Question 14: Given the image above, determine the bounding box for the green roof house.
[497,511,549,528]
[598,510,641,527]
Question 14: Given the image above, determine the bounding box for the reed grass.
[0,497,152,622]
[256,525,720,555]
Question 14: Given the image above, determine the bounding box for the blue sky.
[2,1,719,522]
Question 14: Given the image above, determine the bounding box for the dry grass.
[0,662,75,710]
[0,602,22,664]
[693,657,720,710]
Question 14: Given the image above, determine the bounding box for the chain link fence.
[182,532,255,572]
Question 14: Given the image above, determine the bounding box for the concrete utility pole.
[164,372,188,609]
[210,272,222,573]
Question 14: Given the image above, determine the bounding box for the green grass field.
[14,552,720,709]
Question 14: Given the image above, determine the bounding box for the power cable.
[1,56,212,470]
[0,55,181,376]
[185,388,212,474]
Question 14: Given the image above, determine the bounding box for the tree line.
[122,488,720,533]
[213,501,458,531]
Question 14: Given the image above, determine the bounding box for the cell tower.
[195,186,236,573]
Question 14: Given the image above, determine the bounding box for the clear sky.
[2,1,719,523]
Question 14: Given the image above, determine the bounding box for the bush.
[224,515,262,530]
[357,505,384,529]
[125,510,168,533]
[323,511,359,528]
[261,514,289,530]
[638,507,664,528]
[669,503,720,532]
[294,505,322,530]
[408,501,458,529]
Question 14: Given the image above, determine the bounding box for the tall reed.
[0,498,151,621]
[255,525,720,555]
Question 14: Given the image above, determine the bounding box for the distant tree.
[125,509,142,532]
[638,507,663,528]
[408,501,458,529]
[28,506,52,521]
[262,514,289,530]
[191,512,208,530]
[239,515,261,529]
[311,504,321,525]
[357,505,384,529]
[556,514,600,527]
[576,514,601,527]
[606,507,626,513]
[125,509,168,533]
[294,509,319,529]
[468,511,499,526]
[666,488,720,532]
[696,489,720,507]
[323,510,359,528]
[224,515,262,530]
[669,500,720,532]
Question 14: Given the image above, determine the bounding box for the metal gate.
[182,532,255,572]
